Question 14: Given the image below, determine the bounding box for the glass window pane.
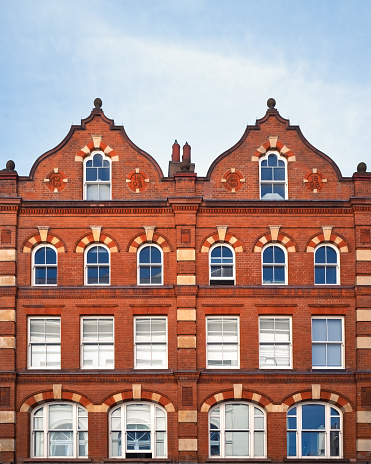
[315,266,325,284]
[225,431,249,456]
[35,268,46,285]
[326,266,337,284]
[87,247,98,264]
[330,431,340,456]
[98,319,114,341]
[273,246,285,263]
[46,267,57,284]
[326,247,338,264]
[30,319,45,342]
[274,266,285,284]
[86,167,97,181]
[263,266,273,284]
[86,183,98,200]
[261,184,272,198]
[273,184,285,199]
[225,404,249,430]
[268,154,278,166]
[34,431,44,457]
[49,404,73,429]
[45,248,56,264]
[150,247,162,264]
[45,318,60,340]
[83,319,97,341]
[328,319,342,341]
[78,431,88,457]
[312,344,326,367]
[98,167,110,181]
[274,167,286,181]
[287,431,296,456]
[254,431,264,456]
[92,154,103,166]
[49,431,73,457]
[97,247,109,264]
[301,431,325,456]
[261,167,272,180]
[263,247,273,263]
[99,184,110,200]
[327,344,341,367]
[87,267,98,284]
[156,431,166,457]
[111,431,121,456]
[312,319,327,341]
[139,267,150,284]
[34,248,46,265]
[126,404,151,429]
[315,247,326,263]
[139,247,150,264]
[302,404,325,430]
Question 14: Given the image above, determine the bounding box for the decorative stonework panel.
[43,168,68,193]
[221,168,245,193]
[126,168,149,193]
[304,169,327,193]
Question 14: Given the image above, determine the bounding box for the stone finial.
[94,98,102,109]
[357,162,367,173]
[267,98,276,109]
[5,160,15,171]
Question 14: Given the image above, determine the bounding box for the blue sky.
[1,0,371,177]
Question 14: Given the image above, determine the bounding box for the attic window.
[260,152,287,200]
[84,152,111,200]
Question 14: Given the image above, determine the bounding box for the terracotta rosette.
[43,168,68,193]
[221,168,245,193]
[126,168,149,193]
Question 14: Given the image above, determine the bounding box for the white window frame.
[314,244,340,285]
[259,150,288,200]
[261,243,288,285]
[84,243,110,286]
[209,402,266,458]
[209,243,235,285]
[259,316,292,369]
[206,317,240,369]
[137,243,163,286]
[80,317,114,369]
[28,317,61,369]
[109,402,167,458]
[134,316,168,369]
[287,402,342,459]
[312,317,345,369]
[32,244,58,286]
[31,402,88,459]
[83,150,112,201]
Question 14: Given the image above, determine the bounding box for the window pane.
[30,320,45,342]
[139,247,150,264]
[98,166,110,181]
[326,266,337,284]
[261,184,272,198]
[151,247,161,264]
[150,267,162,284]
[312,319,327,341]
[312,344,326,367]
[254,431,264,456]
[86,167,97,181]
[274,167,285,181]
[99,184,110,200]
[111,431,122,456]
[301,431,325,456]
[315,266,325,284]
[263,266,273,283]
[87,248,98,264]
[82,345,99,367]
[49,404,73,430]
[330,431,340,456]
[34,248,46,265]
[31,345,47,367]
[327,344,341,367]
[97,247,109,264]
[87,267,98,284]
[287,431,296,456]
[78,431,88,457]
[46,267,57,285]
[261,167,272,180]
[35,268,46,285]
[92,154,103,166]
[268,154,278,166]
[326,247,338,263]
[139,267,150,284]
[225,404,249,430]
[126,404,151,430]
[315,247,326,263]
[49,431,73,457]
[83,319,97,341]
[328,319,342,341]
[86,184,98,200]
[302,404,325,430]
[46,319,60,340]
[210,266,221,277]
[156,431,166,457]
[225,431,249,456]
[34,431,44,457]
[273,184,285,199]
[274,266,285,284]
[99,266,110,284]
[46,344,60,368]
[273,247,285,263]
[263,247,273,263]
[98,319,114,341]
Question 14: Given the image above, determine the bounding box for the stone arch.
[22,232,65,253]
[75,137,119,162]
[306,230,349,253]
[282,389,353,413]
[200,230,244,253]
[253,229,297,253]
[251,136,295,162]
[200,388,273,412]
[103,389,175,412]
[19,389,93,413]
[74,232,119,253]
[128,232,171,253]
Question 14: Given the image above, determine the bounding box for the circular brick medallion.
[126,169,149,193]
[222,169,245,192]
[44,169,68,193]
[304,170,326,192]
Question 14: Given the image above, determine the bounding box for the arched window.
[110,402,167,458]
[209,402,266,458]
[209,244,235,285]
[31,402,88,458]
[84,151,111,200]
[287,403,342,458]
[262,244,287,285]
[32,244,57,286]
[314,244,339,285]
[260,152,287,200]
[138,244,163,285]
[85,244,110,285]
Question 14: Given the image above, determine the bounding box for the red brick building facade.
[0,98,370,463]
